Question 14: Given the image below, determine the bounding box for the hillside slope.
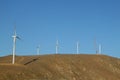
[0,54,120,80]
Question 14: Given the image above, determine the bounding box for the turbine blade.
[14,24,17,36]
[16,36,21,40]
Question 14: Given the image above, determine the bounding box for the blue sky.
[0,0,120,57]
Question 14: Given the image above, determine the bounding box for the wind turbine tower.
[12,26,20,64]
[77,41,79,54]
[99,44,102,54]
[94,38,98,54]
[37,45,40,55]
[56,40,59,54]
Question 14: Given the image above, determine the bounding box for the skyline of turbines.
[10,26,101,64]
[11,32,102,56]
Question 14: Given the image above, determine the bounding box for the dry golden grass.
[0,54,120,80]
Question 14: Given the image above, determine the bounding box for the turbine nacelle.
[12,35,21,40]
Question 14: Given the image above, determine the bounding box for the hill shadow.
[24,57,40,65]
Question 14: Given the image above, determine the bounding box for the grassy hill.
[0,54,120,80]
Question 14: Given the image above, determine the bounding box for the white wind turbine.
[37,45,40,55]
[12,26,21,64]
[76,41,79,54]
[56,40,59,54]
[99,44,102,54]
[94,38,98,54]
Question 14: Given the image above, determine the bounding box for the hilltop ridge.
[0,54,120,80]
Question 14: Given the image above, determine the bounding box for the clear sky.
[0,0,120,58]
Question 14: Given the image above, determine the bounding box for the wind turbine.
[76,41,79,54]
[99,44,102,54]
[56,40,59,54]
[94,38,98,54]
[37,45,40,55]
[12,26,21,64]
